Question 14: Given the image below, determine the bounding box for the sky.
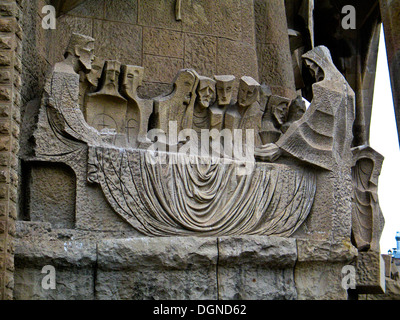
[370,28,400,254]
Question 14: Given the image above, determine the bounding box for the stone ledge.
[15,238,97,268]
[97,237,218,271]
[296,238,358,263]
[218,235,297,268]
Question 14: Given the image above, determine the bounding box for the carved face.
[216,81,234,106]
[86,57,103,87]
[272,103,290,126]
[238,83,258,108]
[177,71,197,106]
[77,41,95,72]
[197,80,216,108]
[103,62,120,92]
[304,58,324,82]
[121,66,143,97]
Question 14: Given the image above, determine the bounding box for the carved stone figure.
[260,94,291,144]
[192,76,216,136]
[34,33,101,158]
[281,95,306,133]
[255,46,355,170]
[153,69,199,142]
[209,75,235,131]
[120,65,153,147]
[85,60,128,141]
[224,76,262,148]
[351,145,385,252]
[79,56,104,110]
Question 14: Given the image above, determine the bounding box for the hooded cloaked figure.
[255,46,355,171]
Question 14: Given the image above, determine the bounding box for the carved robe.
[276,46,355,170]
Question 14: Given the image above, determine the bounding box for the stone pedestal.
[13,221,358,300]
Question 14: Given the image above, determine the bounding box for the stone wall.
[0,0,22,300]
[13,228,357,300]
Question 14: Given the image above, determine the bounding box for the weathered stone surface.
[360,278,400,300]
[93,20,142,66]
[143,27,184,58]
[96,237,218,300]
[68,0,105,18]
[105,0,137,23]
[356,251,386,294]
[218,236,297,300]
[143,54,183,83]
[295,239,358,300]
[212,0,242,40]
[27,162,76,229]
[184,33,217,77]
[217,38,259,84]
[138,0,181,31]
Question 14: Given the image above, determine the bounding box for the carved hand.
[254,143,282,162]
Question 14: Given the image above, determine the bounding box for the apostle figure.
[209,75,235,131]
[120,65,153,147]
[85,60,127,137]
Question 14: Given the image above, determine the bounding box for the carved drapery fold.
[88,147,316,237]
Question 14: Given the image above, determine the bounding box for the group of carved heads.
[67,33,302,142]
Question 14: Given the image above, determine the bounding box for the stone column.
[379,0,400,146]
[255,0,296,99]
[0,0,22,300]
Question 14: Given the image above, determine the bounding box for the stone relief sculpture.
[260,94,291,144]
[255,46,355,171]
[192,76,216,136]
[120,65,153,147]
[209,75,235,131]
[153,69,199,142]
[224,76,263,148]
[351,145,385,252]
[85,60,128,143]
[30,34,362,238]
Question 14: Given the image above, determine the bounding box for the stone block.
[0,17,15,33]
[105,0,137,23]
[181,0,213,35]
[295,239,358,300]
[0,51,11,66]
[256,42,294,92]
[216,38,259,90]
[68,0,105,19]
[212,0,241,40]
[143,27,184,58]
[240,0,256,46]
[93,19,142,65]
[143,54,183,84]
[0,36,12,50]
[96,237,218,300]
[356,250,386,294]
[27,162,76,229]
[217,236,297,300]
[14,238,96,299]
[184,33,217,77]
[14,266,95,300]
[138,0,181,31]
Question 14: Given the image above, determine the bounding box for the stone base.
[355,251,386,294]
[13,221,358,300]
